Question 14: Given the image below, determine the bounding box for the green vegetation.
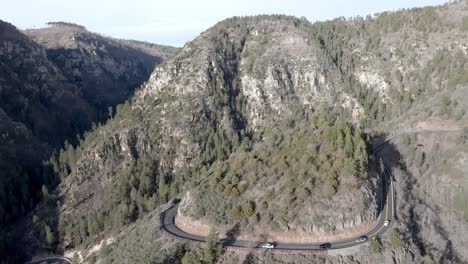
[47,21,87,30]
[203,229,223,264]
[389,230,406,248]
[44,224,55,246]
[72,253,80,264]
[461,16,468,31]
[369,237,384,253]
[181,252,198,264]
[187,111,370,227]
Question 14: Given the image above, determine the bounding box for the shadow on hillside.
[5,187,64,263]
[372,133,401,219]
[1,40,166,263]
[376,132,464,263]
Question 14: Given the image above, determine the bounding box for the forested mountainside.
[5,1,468,263]
[0,20,177,234]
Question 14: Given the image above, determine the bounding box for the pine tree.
[354,140,368,178]
[204,228,222,264]
[72,253,80,264]
[336,129,344,149]
[41,185,50,203]
[242,201,255,217]
[243,253,257,264]
[87,214,99,238]
[45,224,55,246]
[230,205,242,220]
[79,218,88,243]
[378,157,385,175]
[158,175,168,201]
[100,241,110,258]
[181,252,198,264]
[344,127,353,155]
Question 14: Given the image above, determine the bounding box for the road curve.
[159,131,412,251]
[25,256,72,264]
[161,183,393,251]
[161,128,463,250]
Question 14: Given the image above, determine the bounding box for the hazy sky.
[1,0,448,47]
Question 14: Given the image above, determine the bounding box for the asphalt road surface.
[161,181,393,251]
[25,256,72,264]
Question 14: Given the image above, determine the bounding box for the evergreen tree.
[72,253,80,264]
[203,228,222,264]
[241,201,255,217]
[45,224,55,246]
[378,157,385,175]
[181,252,198,264]
[243,253,257,264]
[354,139,368,178]
[41,185,50,202]
[344,127,354,155]
[230,205,242,220]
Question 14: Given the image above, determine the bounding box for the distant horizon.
[1,0,449,47]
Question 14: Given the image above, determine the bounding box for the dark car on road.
[319,243,331,249]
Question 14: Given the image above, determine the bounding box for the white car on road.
[260,243,275,249]
[384,220,390,226]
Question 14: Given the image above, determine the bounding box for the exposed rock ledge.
[175,206,374,243]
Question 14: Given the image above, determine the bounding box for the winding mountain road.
[161,127,463,251]
[161,179,392,251]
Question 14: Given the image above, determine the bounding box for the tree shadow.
[223,222,241,246]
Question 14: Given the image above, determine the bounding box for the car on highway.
[384,220,390,226]
[259,242,275,249]
[355,236,368,242]
[319,243,331,249]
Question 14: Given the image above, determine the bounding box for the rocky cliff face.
[24,24,176,119]
[0,19,177,230]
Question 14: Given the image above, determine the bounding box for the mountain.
[39,14,377,254]
[7,1,468,263]
[0,20,177,234]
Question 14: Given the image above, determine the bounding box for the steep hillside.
[380,126,468,262]
[13,1,468,263]
[24,22,176,113]
[48,14,380,249]
[0,20,177,232]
